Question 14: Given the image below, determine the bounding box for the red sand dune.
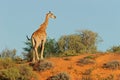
[35,53,120,80]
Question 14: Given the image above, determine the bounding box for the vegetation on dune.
[0,49,38,80]
[58,30,102,54]
[0,59,38,80]
[23,29,102,61]
[1,29,120,80]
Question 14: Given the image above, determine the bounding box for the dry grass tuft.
[33,60,53,71]
[102,60,120,70]
[47,72,70,80]
[77,57,95,66]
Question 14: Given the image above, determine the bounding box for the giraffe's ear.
[49,11,51,13]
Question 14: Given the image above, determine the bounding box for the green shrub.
[33,60,53,71]
[47,72,70,80]
[102,60,120,70]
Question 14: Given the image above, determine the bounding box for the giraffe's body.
[31,11,56,62]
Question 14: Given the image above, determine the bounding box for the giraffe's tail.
[26,35,36,49]
[26,35,31,41]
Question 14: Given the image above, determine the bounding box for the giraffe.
[29,11,56,63]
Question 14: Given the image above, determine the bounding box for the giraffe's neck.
[39,15,49,31]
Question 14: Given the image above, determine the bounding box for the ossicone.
[49,11,51,13]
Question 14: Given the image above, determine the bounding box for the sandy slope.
[36,53,120,80]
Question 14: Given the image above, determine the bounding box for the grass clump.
[98,74,114,80]
[84,55,96,60]
[18,65,37,80]
[33,60,53,71]
[102,60,120,70]
[81,68,94,80]
[0,67,20,80]
[82,68,93,75]
[63,57,71,61]
[82,75,92,80]
[47,72,70,80]
[63,50,77,56]
[14,56,27,64]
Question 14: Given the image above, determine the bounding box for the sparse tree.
[79,30,100,53]
[58,30,102,54]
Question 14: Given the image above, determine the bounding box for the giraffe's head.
[47,11,56,19]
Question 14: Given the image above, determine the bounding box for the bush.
[47,72,70,80]
[107,45,120,53]
[0,48,16,59]
[102,60,120,70]
[33,60,53,71]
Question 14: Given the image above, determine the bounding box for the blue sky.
[0,0,120,55]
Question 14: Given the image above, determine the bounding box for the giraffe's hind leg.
[31,38,36,63]
[35,40,43,61]
[32,48,35,63]
[31,37,40,62]
[40,40,45,59]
